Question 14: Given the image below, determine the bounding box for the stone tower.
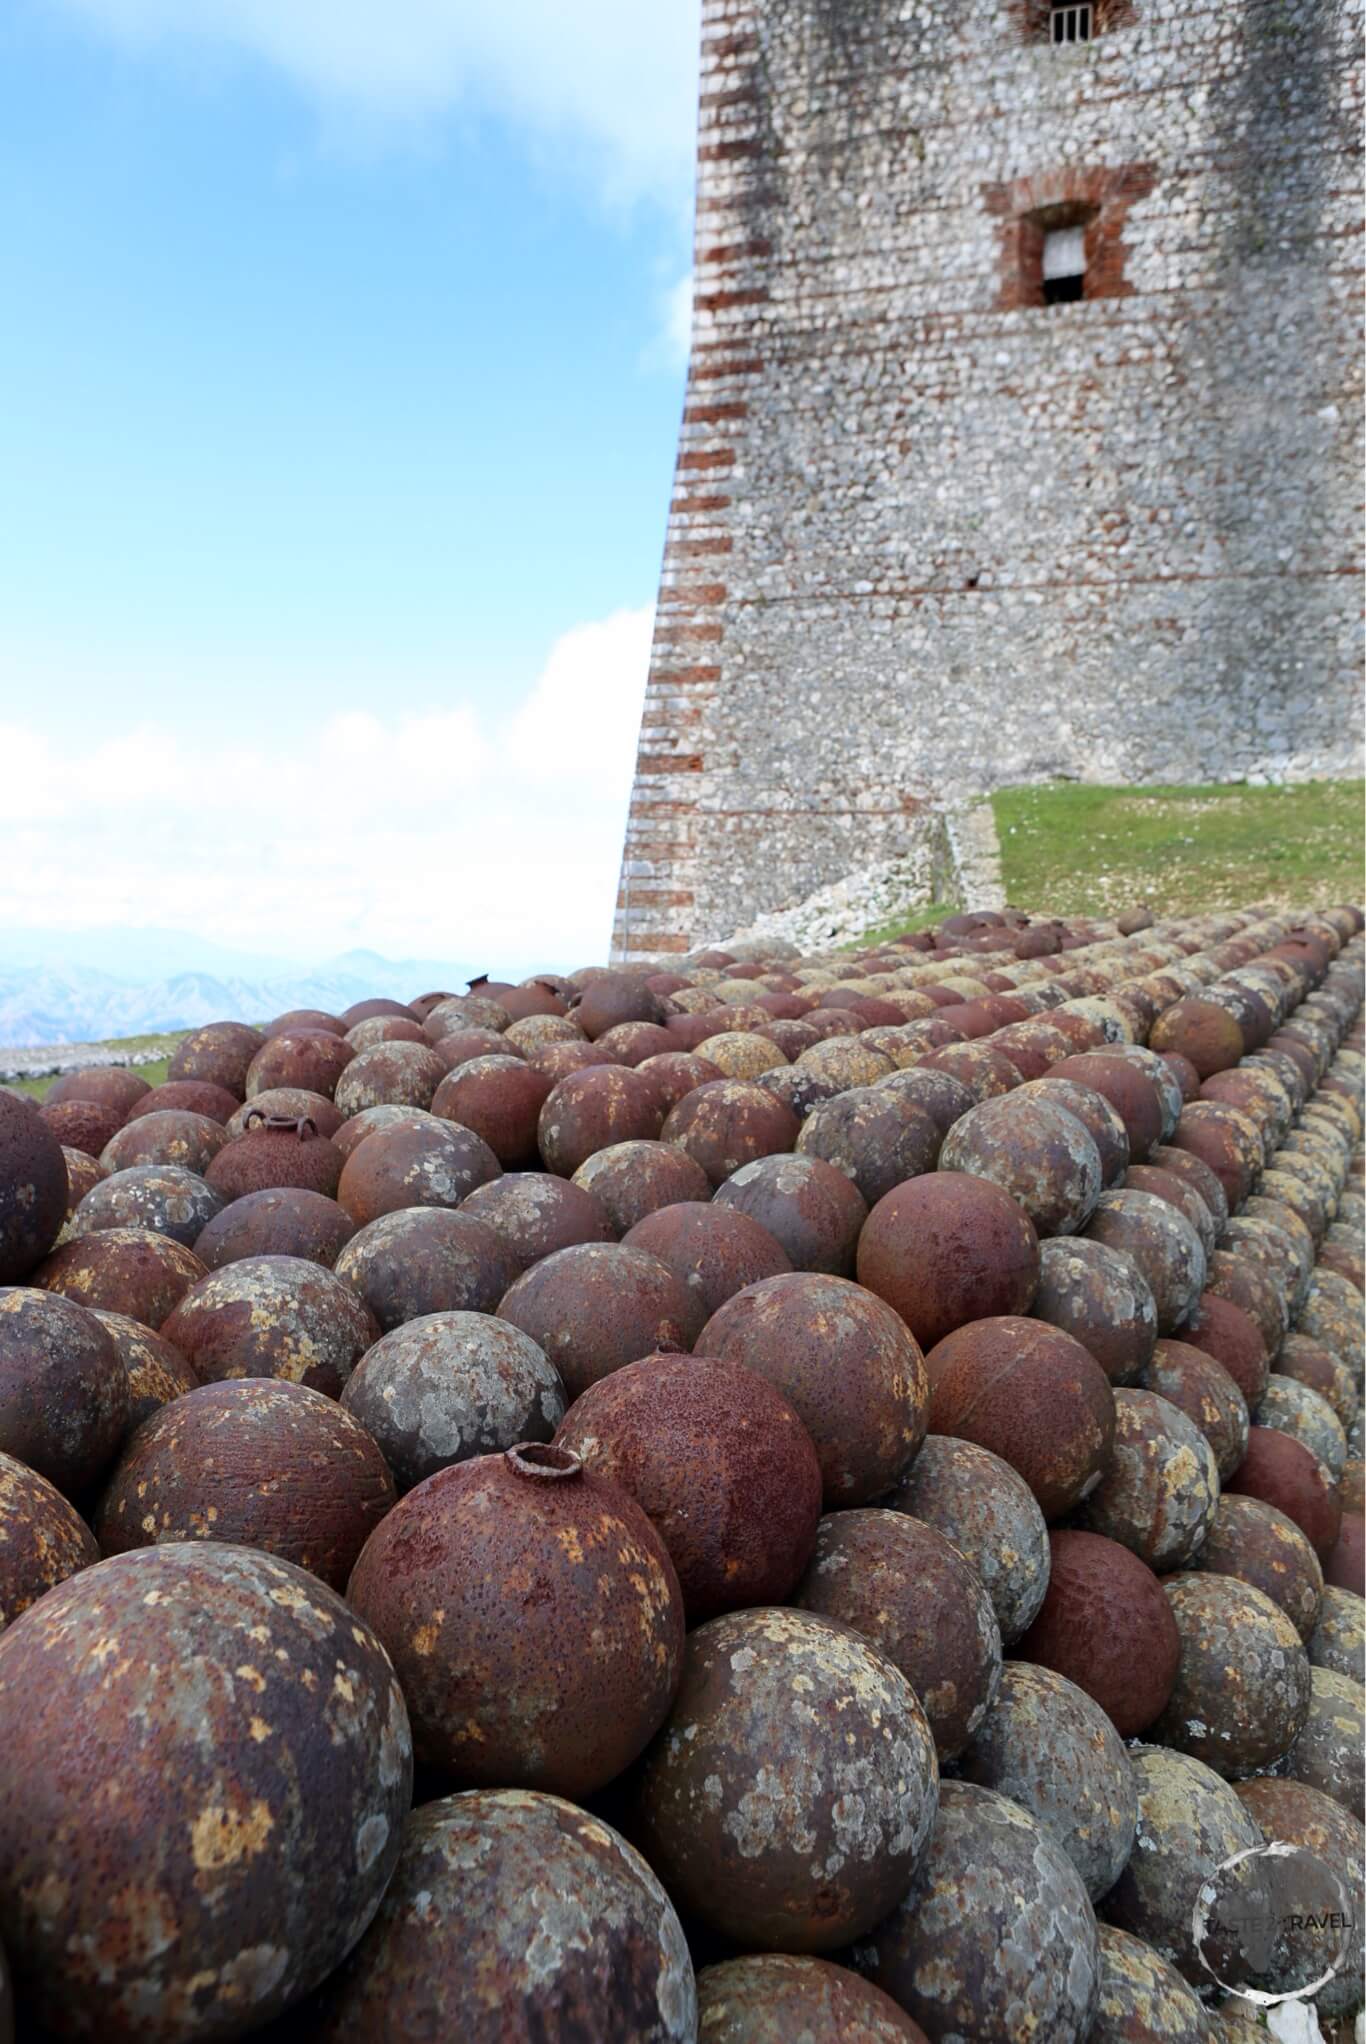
[613,0,1364,961]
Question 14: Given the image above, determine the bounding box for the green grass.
[845,899,959,949]
[6,1035,184,1103]
[992,779,1364,920]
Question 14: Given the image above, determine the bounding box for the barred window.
[1051,3,1092,42]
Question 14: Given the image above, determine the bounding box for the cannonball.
[1122,1163,1217,1260]
[1149,998,1245,1077]
[794,1508,1002,1759]
[537,1065,666,1176]
[633,1606,938,1952]
[713,1153,867,1275]
[340,1312,565,1493]
[39,1097,125,1159]
[1231,1776,1364,2021]
[925,1315,1115,1519]
[1141,1338,1249,1480]
[1277,1665,1365,1813]
[1085,1189,1205,1334]
[917,1040,1024,1100]
[344,1016,425,1050]
[1326,1512,1364,1592]
[333,1041,447,1117]
[286,1790,696,2044]
[986,1017,1074,1080]
[1258,1374,1348,1481]
[459,1170,613,1270]
[428,1056,552,1168]
[1034,1236,1159,1383]
[334,1119,499,1226]
[554,1352,821,1621]
[756,1061,846,1120]
[662,1081,800,1189]
[57,1145,105,1231]
[794,1036,896,1089]
[245,1031,354,1102]
[698,1272,928,1504]
[194,1187,357,1271]
[1168,1101,1264,1209]
[424,993,510,1039]
[206,1118,345,1202]
[875,1064,977,1139]
[166,1020,265,1099]
[89,1307,199,1431]
[0,1096,69,1284]
[1298,1271,1366,1379]
[1202,1253,1287,1367]
[1018,1529,1181,1736]
[163,1255,379,1397]
[71,1163,224,1248]
[1190,1493,1323,1642]
[882,1433,1050,1643]
[1019,1075,1130,1186]
[1307,1585,1364,1679]
[572,973,664,1038]
[0,1544,410,2041]
[332,1107,442,1163]
[226,1089,344,1140]
[335,1208,517,1334]
[1088,1924,1216,2044]
[794,1088,939,1207]
[1110,1043,1186,1141]
[956,1661,1136,1901]
[35,1226,208,1330]
[694,1955,925,2043]
[263,1008,344,1038]
[97,1378,395,1590]
[1150,1572,1311,1775]
[99,1108,227,1179]
[46,1065,151,1117]
[497,1242,704,1398]
[858,1172,1040,1348]
[851,1780,1098,2042]
[348,1443,683,1796]
[938,1093,1102,1238]
[635,1050,724,1111]
[1228,1427,1343,1560]
[1048,1052,1164,1161]
[698,1029,788,1080]
[0,1450,98,1628]
[1080,1387,1219,1570]
[573,1140,713,1235]
[622,1202,791,1319]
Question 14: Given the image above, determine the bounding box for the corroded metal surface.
[330,1105,439,1160]
[334,1119,499,1225]
[1149,1573,1311,1775]
[1148,998,1246,1076]
[713,1153,867,1277]
[1258,1373,1348,1480]
[47,1066,151,1117]
[1307,1584,1364,1678]
[1122,1164,1217,1260]
[1232,1776,1364,2021]
[1088,1925,1212,2044]
[1035,1236,1159,1385]
[0,1449,99,1628]
[245,1032,355,1103]
[1079,1387,1219,1570]
[940,1093,1102,1237]
[0,1093,68,1283]
[163,1255,379,1397]
[622,1201,792,1319]
[1199,1256,1286,1372]
[1018,1075,1131,1187]
[857,1171,1040,1348]
[1018,1529,1182,1738]
[225,1090,345,1141]
[661,1081,801,1189]
[101,1110,228,1179]
[1228,1427,1343,1561]
[1140,1338,1249,1481]
[166,1020,266,1100]
[35,1226,208,1332]
[459,1171,613,1271]
[335,1210,516,1335]
[348,1445,683,1796]
[39,1098,125,1159]
[193,1188,357,1273]
[696,1955,927,2042]
[1048,1053,1164,1161]
[573,1140,714,1236]
[1276,1665,1365,1813]
[1167,1101,1264,1209]
[70,1163,224,1248]
[333,1042,448,1118]
[1189,1493,1323,1643]
[632,1607,938,1951]
[91,1307,200,1432]
[1084,1190,1206,1335]
[795,1088,940,1207]
[537,1065,667,1176]
[428,1055,552,1168]
[497,1243,705,1399]
[883,1432,1049,1644]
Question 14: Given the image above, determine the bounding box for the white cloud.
[0,605,653,972]
[54,0,701,209]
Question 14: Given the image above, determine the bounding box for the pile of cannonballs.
[0,901,1361,2042]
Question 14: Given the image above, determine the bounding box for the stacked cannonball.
[0,903,1361,2040]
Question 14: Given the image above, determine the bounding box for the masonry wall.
[613,0,1365,960]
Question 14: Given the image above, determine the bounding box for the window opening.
[1042,224,1086,304]
[1051,3,1092,42]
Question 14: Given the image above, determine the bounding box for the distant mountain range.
[0,937,483,1048]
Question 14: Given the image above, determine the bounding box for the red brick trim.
[984,163,1157,308]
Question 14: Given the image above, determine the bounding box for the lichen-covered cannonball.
[193,1187,357,1272]
[1258,1373,1348,1481]
[1021,1075,1131,1187]
[1101,1746,1266,1983]
[90,1307,198,1431]
[340,1312,566,1493]
[695,1955,926,2043]
[622,1201,791,1319]
[40,1098,125,1161]
[1204,1248,1288,1360]
[1307,1584,1364,1678]
[100,1109,228,1180]
[97,1379,396,1590]
[858,1173,1040,1349]
[496,1242,704,1399]
[1188,1494,1324,1641]
[662,1081,801,1188]
[793,1508,1001,1760]
[876,1065,977,1142]
[713,1153,868,1275]
[348,1445,683,1797]
[851,1780,1099,2042]
[939,1093,1103,1238]
[35,1225,208,1331]
[698,1272,928,1505]
[1018,1529,1181,1737]
[335,1208,518,1334]
[163,1255,379,1398]
[167,1020,266,1099]
[794,1035,897,1090]
[1151,1140,1230,1234]
[1276,1665,1365,1813]
[1149,998,1246,1077]
[794,1088,940,1208]
[0,1544,411,2042]
[245,1031,355,1103]
[925,1316,1115,1520]
[1079,1387,1219,1570]
[1034,1236,1159,1384]
[333,1040,447,1117]
[918,1041,1024,1101]
[334,1120,499,1226]
[1084,1189,1205,1334]
[1168,1101,1264,1210]
[456,1172,610,1273]
[1228,1427,1343,1560]
[225,1089,345,1142]
[71,1163,224,1248]
[1123,1162,1218,1260]
[1087,1925,1213,2044]
[1047,1052,1164,1161]
[957,1662,1136,1901]
[555,1353,821,1622]
[1141,1338,1249,1481]
[632,1607,938,1952]
[882,1433,1050,1643]
[1231,1776,1365,2023]
[1150,1573,1311,1775]
[0,1450,99,1629]
[537,1065,667,1176]
[1278,1332,1360,1431]
[0,1287,128,1496]
[0,1094,69,1284]
[572,1140,713,1235]
[286,1791,697,2044]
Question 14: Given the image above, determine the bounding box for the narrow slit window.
[1051,3,1092,42]
[1042,224,1086,304]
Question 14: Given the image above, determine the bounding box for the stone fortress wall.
[613,0,1365,961]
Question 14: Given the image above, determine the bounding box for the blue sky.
[0,0,698,973]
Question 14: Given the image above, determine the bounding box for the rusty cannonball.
[571,973,665,1039]
[1278,1664,1365,1812]
[1122,1162,1217,1260]
[344,1016,426,1051]
[632,1606,938,1952]
[697,1272,928,1505]
[0,1449,98,1629]
[1140,1337,1249,1480]
[0,1093,68,1283]
[1307,1584,1364,1679]
[662,1081,800,1189]
[427,1024,512,1071]
[537,1065,667,1176]
[1230,1776,1364,2020]
[331,1105,440,1162]
[713,1153,868,1276]
[793,1036,896,1091]
[1201,1256,1286,1374]
[1048,1052,1164,1161]
[794,1087,940,1207]
[939,1092,1103,1238]
[35,1225,207,1330]
[1151,1572,1311,1775]
[1148,997,1246,1077]
[263,1007,344,1038]
[882,1433,1050,1643]
[57,1145,105,1232]
[1018,1529,1181,1737]
[794,1508,1002,1760]
[166,1019,265,1099]
[1258,1373,1348,1481]
[97,1378,395,1590]
[956,1661,1136,1901]
[1018,1074,1130,1186]
[1232,1427,1345,1571]
[194,1187,357,1272]
[226,1088,345,1141]
[335,1208,517,1334]
[1169,1100,1264,1209]
[1149,1140,1230,1235]
[695,1955,926,2043]
[334,1119,499,1226]
[245,1031,354,1102]
[857,1172,1040,1349]
[333,1040,447,1117]
[348,1443,683,1795]
[1279,1331,1360,1430]
[89,1307,198,1431]
[635,1050,724,1112]
[0,1543,411,2042]
[917,1040,1024,1101]
[100,1108,228,1179]
[286,1790,696,2044]
[71,1163,224,1248]
[573,1139,714,1235]
[163,1254,379,1397]
[1079,1387,1219,1569]
[1034,1236,1159,1384]
[925,1315,1115,1519]
[459,1170,613,1270]
[46,1065,151,1117]
[851,1780,1099,2042]
[428,1055,553,1168]
[554,1352,821,1621]
[875,1063,976,1139]
[1084,1189,1206,1334]
[340,1311,566,1492]
[1189,1493,1323,1644]
[39,1097,125,1159]
[622,1201,792,1319]
[206,1114,345,1203]
[1089,1926,1217,2043]
[496,1242,704,1399]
